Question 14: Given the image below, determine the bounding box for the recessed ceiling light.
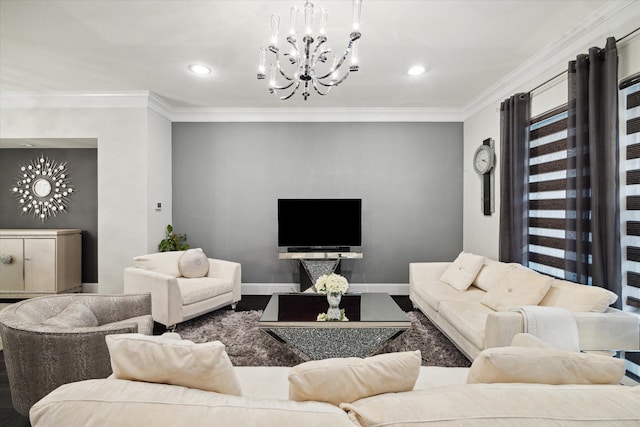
[408,65,426,76]
[188,64,212,75]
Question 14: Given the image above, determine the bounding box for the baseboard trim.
[82,283,99,293]
[241,283,409,295]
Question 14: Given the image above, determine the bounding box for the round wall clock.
[473,144,495,175]
[473,139,495,216]
[12,155,75,221]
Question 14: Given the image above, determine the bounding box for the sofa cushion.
[42,302,99,328]
[539,279,618,312]
[440,252,485,291]
[481,266,552,311]
[178,277,233,305]
[467,346,625,385]
[106,334,242,395]
[178,248,209,278]
[288,351,421,406]
[473,260,518,292]
[438,300,494,350]
[340,383,640,427]
[413,279,485,312]
[133,251,185,277]
[30,379,355,427]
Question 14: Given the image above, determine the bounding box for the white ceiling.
[0,0,627,113]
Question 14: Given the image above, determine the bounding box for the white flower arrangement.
[315,273,349,295]
[317,310,349,322]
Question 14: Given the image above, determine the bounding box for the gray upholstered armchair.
[0,293,152,416]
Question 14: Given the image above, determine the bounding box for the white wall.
[462,7,640,259]
[147,109,173,253]
[0,95,172,293]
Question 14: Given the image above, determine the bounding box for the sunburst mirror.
[12,155,75,221]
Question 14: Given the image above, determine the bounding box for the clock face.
[473,145,494,175]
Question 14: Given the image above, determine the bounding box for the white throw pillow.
[106,333,242,395]
[288,351,421,406]
[42,301,99,328]
[481,266,552,311]
[467,346,625,385]
[178,248,210,278]
[539,279,618,312]
[133,251,185,277]
[473,260,518,292]
[440,252,486,291]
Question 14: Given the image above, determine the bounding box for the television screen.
[278,199,362,249]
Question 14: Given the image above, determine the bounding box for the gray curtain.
[499,93,531,264]
[566,36,621,306]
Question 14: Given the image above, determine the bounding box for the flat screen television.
[278,198,362,250]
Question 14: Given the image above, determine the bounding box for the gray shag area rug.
[176,309,471,368]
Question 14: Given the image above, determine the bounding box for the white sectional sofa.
[29,333,640,426]
[410,254,640,360]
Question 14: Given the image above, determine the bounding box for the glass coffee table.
[259,292,411,360]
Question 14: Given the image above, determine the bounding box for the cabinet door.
[24,238,56,292]
[0,239,24,291]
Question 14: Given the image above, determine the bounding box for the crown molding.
[168,107,464,122]
[1,91,463,122]
[463,0,640,120]
[0,91,152,110]
[147,92,175,120]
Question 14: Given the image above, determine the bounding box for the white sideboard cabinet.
[0,229,82,297]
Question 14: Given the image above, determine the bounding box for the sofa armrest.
[85,294,152,325]
[485,309,640,352]
[123,267,182,327]
[484,311,525,349]
[207,259,242,303]
[409,262,451,285]
[574,309,640,351]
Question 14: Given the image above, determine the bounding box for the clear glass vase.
[326,292,342,321]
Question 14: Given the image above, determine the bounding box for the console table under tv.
[278,250,363,292]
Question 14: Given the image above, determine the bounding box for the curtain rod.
[527,26,640,95]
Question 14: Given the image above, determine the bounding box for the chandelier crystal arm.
[271,71,297,90]
[276,80,301,100]
[285,35,299,65]
[315,32,359,80]
[316,70,350,88]
[311,77,331,96]
[309,36,327,65]
[277,63,295,82]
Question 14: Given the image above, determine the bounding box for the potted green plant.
[158,224,190,252]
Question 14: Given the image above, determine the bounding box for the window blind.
[621,75,640,310]
[527,105,578,280]
[621,72,640,381]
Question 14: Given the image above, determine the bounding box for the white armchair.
[124,249,241,329]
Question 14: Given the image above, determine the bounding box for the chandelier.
[257,0,362,101]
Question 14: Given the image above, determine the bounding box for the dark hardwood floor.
[0,294,412,426]
[0,353,29,427]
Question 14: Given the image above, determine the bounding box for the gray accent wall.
[172,122,463,284]
[0,148,98,283]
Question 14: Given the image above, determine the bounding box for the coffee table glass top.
[260,292,410,327]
